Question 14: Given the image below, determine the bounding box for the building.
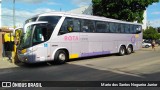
[0,27,13,58]
[68,5,147,30]
[68,5,93,15]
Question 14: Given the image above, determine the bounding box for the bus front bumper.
[17,50,36,64]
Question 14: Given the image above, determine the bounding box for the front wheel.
[54,50,68,64]
[119,46,126,56]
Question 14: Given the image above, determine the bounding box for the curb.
[0,57,19,69]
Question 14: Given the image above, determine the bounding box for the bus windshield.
[25,17,38,24]
[19,16,61,49]
[18,25,33,49]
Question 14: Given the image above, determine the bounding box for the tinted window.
[59,17,81,35]
[121,24,125,33]
[38,16,61,26]
[81,19,95,32]
[25,17,38,24]
[110,23,116,33]
[96,21,107,33]
[106,22,110,33]
[32,24,54,46]
[117,24,121,33]
[130,25,135,34]
[124,24,130,33]
[135,25,142,34]
[115,23,120,33]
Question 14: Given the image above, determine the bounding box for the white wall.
[68,5,92,15]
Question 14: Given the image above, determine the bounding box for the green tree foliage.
[92,0,159,23]
[143,27,160,40]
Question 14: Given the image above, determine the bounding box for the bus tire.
[54,50,68,64]
[119,46,126,56]
[126,45,133,55]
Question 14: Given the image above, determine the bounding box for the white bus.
[17,12,142,64]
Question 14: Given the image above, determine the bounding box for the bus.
[17,12,142,64]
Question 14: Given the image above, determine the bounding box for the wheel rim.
[128,47,132,53]
[121,48,125,54]
[59,53,66,61]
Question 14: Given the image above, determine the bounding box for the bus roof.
[30,11,142,26]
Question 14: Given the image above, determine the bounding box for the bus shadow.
[1,61,160,82]
[15,61,64,68]
[14,54,118,68]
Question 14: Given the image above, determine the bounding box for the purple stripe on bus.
[81,51,111,57]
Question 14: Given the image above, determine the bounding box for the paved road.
[0,47,160,90]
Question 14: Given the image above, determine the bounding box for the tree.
[143,27,160,40]
[92,0,159,23]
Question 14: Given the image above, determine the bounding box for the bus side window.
[136,25,142,34]
[106,22,110,33]
[110,23,116,33]
[115,23,120,33]
[96,21,107,33]
[124,24,130,33]
[121,24,125,33]
[81,19,95,33]
[72,19,81,32]
[59,18,71,35]
[133,25,137,34]
[59,18,81,35]
[130,25,134,34]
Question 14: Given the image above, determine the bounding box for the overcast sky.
[1,0,160,28]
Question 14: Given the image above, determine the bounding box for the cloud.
[152,3,158,6]
[16,0,49,4]
[34,8,55,14]
[46,2,62,5]
[148,19,160,27]
[2,0,48,4]
[1,8,55,27]
[17,0,62,5]
[151,11,160,15]
[72,0,92,7]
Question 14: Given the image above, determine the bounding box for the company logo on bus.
[64,36,79,41]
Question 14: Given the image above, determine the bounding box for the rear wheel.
[119,46,126,56]
[126,45,133,55]
[54,50,68,64]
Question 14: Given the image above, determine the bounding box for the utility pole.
[0,0,2,28]
[13,0,15,28]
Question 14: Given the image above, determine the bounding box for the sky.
[1,0,160,28]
